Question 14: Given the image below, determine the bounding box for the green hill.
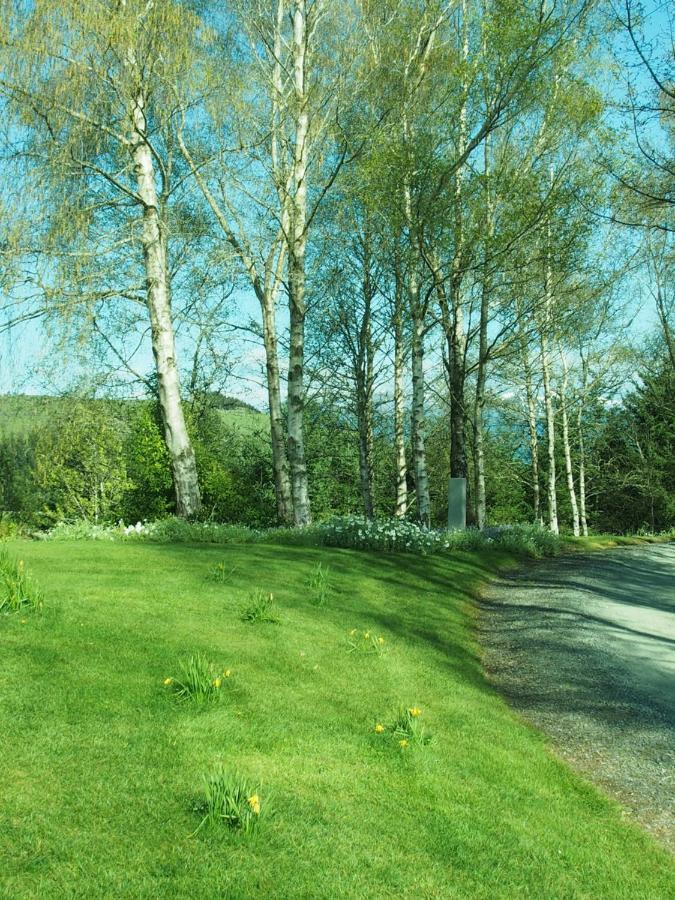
[0,393,268,439]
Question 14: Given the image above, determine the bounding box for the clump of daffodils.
[194,767,264,834]
[373,705,433,750]
[163,653,233,703]
[347,629,387,656]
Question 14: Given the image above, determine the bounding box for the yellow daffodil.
[363,631,370,640]
[163,677,173,686]
[399,739,409,749]
[374,723,385,734]
[247,794,261,815]
[213,677,222,689]
[409,707,421,717]
[378,637,385,645]
[223,669,231,678]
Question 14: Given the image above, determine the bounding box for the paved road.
[480,544,675,851]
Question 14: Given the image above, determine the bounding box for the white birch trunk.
[286,0,311,526]
[474,130,492,529]
[559,356,580,536]
[410,313,431,527]
[541,166,558,534]
[523,354,542,525]
[393,277,408,518]
[403,170,431,527]
[131,94,201,518]
[541,340,558,533]
[577,405,589,536]
[449,0,470,495]
[577,358,589,536]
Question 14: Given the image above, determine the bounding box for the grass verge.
[0,541,672,898]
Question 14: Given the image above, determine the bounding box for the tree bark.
[286,0,311,526]
[541,165,558,534]
[261,300,294,524]
[540,335,558,534]
[577,355,589,536]
[473,143,491,528]
[520,337,541,524]
[559,355,580,536]
[577,404,589,536]
[355,255,375,518]
[403,135,430,526]
[131,93,201,518]
[448,0,469,509]
[393,269,408,518]
[410,311,431,527]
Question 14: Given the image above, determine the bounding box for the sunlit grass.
[0,540,672,898]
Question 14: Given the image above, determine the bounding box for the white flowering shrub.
[40,515,562,558]
[292,517,563,557]
[303,516,451,554]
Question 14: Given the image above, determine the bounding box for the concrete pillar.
[447,477,466,531]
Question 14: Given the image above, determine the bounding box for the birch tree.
[179,0,362,526]
[0,0,204,516]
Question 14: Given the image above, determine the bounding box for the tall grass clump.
[164,653,226,703]
[193,767,263,834]
[0,547,43,612]
[241,590,280,624]
[308,561,331,605]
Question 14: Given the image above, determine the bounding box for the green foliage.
[190,405,277,528]
[0,547,43,613]
[241,589,279,624]
[0,514,26,540]
[308,562,331,606]
[373,706,432,750]
[347,628,387,656]
[122,405,173,521]
[34,403,130,524]
[194,767,263,834]
[0,435,40,523]
[165,653,227,704]
[39,514,564,559]
[208,561,239,584]
[143,518,259,543]
[591,361,675,533]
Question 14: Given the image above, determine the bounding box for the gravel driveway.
[480,543,675,851]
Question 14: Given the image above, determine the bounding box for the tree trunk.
[577,357,589,536]
[354,238,376,518]
[410,313,431,527]
[261,300,294,524]
[357,413,374,518]
[402,132,430,525]
[175,125,292,524]
[449,0,469,509]
[559,357,580,536]
[131,94,201,518]
[286,0,311,526]
[541,166,558,534]
[473,131,492,530]
[577,404,589,536]
[540,333,558,534]
[522,349,541,524]
[393,281,408,518]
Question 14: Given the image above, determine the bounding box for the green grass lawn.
[1,541,673,899]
